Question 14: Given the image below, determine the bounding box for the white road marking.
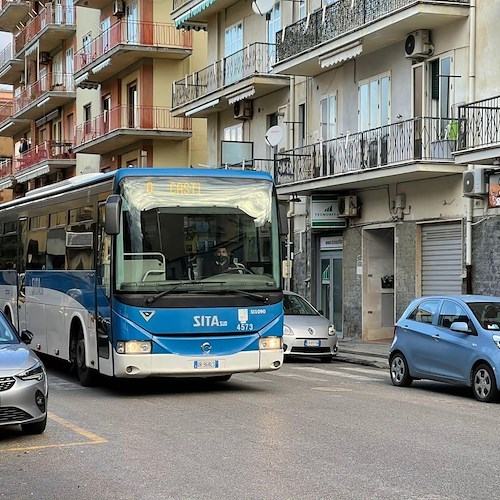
[290,366,377,382]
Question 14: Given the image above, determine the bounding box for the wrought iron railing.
[173,42,276,108]
[276,0,470,63]
[456,95,500,152]
[254,117,458,185]
[0,142,75,180]
[74,20,192,73]
[14,73,74,115]
[14,3,75,55]
[75,105,192,146]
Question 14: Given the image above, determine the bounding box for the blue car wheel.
[472,364,499,403]
[390,353,413,387]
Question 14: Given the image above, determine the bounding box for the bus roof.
[0,167,274,211]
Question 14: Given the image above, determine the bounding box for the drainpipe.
[465,0,476,293]
[286,202,295,291]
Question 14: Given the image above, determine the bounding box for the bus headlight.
[117,341,152,354]
[259,337,282,350]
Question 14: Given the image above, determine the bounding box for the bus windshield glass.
[115,176,280,293]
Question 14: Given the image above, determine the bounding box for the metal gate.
[421,222,463,296]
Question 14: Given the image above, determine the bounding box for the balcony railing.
[0,101,13,123]
[457,95,500,152]
[0,43,14,67]
[75,105,192,145]
[74,20,192,73]
[14,3,75,55]
[173,42,275,108]
[14,73,74,114]
[270,117,457,185]
[0,142,75,180]
[276,0,470,63]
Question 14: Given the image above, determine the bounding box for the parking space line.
[0,412,107,453]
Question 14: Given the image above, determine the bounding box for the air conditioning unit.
[463,169,487,197]
[113,0,125,17]
[40,52,52,65]
[338,195,358,217]
[233,99,253,120]
[405,30,433,59]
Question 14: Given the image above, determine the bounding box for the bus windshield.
[115,176,280,293]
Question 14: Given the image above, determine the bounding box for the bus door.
[16,217,27,333]
[95,203,113,375]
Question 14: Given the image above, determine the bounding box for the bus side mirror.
[278,203,288,236]
[105,195,121,235]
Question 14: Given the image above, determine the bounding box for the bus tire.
[74,327,98,387]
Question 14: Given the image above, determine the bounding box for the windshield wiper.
[145,281,225,305]
[222,290,269,304]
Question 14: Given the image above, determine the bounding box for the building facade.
[0,0,206,197]
[172,0,499,341]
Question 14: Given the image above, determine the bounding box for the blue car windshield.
[467,302,500,330]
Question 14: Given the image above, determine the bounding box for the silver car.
[283,291,338,361]
[0,312,48,434]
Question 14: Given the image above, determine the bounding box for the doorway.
[362,227,394,342]
[318,247,343,338]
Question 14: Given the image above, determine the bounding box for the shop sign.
[311,195,346,228]
[320,236,343,250]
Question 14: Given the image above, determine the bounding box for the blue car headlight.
[17,362,45,381]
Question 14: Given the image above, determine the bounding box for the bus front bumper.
[112,349,284,378]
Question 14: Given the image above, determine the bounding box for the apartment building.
[0,0,206,197]
[172,0,500,341]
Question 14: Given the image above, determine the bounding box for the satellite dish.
[265,125,284,147]
[251,0,274,15]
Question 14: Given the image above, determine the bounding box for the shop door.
[319,252,343,337]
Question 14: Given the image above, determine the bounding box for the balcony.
[14,3,75,57]
[74,21,192,88]
[0,141,76,189]
[274,0,470,76]
[73,105,192,154]
[172,43,289,118]
[172,0,238,29]
[454,96,500,165]
[0,0,29,32]
[0,43,23,85]
[265,117,465,194]
[0,101,30,137]
[13,73,75,121]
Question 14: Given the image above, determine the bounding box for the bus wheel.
[75,330,98,387]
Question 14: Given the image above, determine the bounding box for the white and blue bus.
[0,168,284,385]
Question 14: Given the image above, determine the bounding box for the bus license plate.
[194,360,219,369]
[304,340,320,347]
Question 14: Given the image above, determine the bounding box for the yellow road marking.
[0,412,107,453]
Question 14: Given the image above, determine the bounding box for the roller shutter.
[421,223,463,296]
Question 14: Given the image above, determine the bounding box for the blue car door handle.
[432,334,440,341]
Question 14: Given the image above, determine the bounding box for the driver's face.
[216,248,228,257]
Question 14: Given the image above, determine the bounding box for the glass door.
[319,251,343,337]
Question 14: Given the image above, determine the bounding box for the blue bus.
[0,168,284,385]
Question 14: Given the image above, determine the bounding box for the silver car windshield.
[115,176,280,293]
[0,318,17,344]
[284,295,318,316]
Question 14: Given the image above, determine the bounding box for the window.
[50,211,67,227]
[358,73,390,131]
[439,300,471,330]
[430,55,453,138]
[66,221,94,271]
[101,17,111,52]
[320,94,336,141]
[298,103,306,148]
[84,104,91,134]
[408,300,440,324]
[267,3,281,65]
[224,123,243,142]
[298,0,306,20]
[69,205,94,224]
[225,22,243,84]
[82,32,92,62]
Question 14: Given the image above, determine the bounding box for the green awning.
[175,0,216,28]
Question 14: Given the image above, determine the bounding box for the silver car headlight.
[283,325,294,336]
[17,362,45,381]
[328,324,336,336]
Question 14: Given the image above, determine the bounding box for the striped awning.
[15,165,50,183]
[319,42,362,69]
[174,0,216,28]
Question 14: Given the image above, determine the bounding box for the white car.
[283,291,338,362]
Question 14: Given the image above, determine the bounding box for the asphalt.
[336,339,390,369]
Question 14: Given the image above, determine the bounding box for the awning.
[319,42,362,69]
[74,72,90,87]
[228,87,255,105]
[15,165,50,183]
[0,177,13,190]
[174,0,216,28]
[92,58,111,74]
[25,41,39,57]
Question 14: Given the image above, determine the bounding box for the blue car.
[389,295,500,403]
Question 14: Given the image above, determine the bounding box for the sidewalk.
[336,339,390,369]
